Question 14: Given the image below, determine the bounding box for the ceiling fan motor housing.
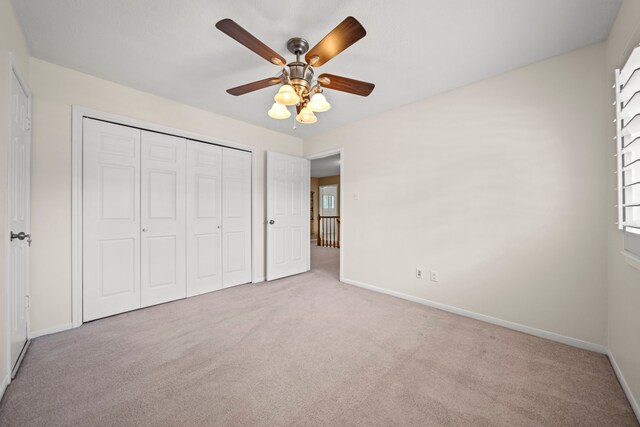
[286,37,309,56]
[286,38,314,96]
[288,61,314,92]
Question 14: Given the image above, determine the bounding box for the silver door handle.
[10,231,32,247]
[269,220,275,225]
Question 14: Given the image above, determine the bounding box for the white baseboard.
[252,277,265,284]
[342,278,607,354]
[621,250,640,272]
[608,350,640,422]
[0,374,9,402]
[29,322,73,339]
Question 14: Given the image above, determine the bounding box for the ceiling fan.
[215,16,375,124]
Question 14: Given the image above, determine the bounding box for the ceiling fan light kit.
[267,102,291,120]
[274,84,300,106]
[307,92,331,113]
[216,16,375,125]
[296,107,318,124]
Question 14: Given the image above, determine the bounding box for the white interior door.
[186,140,222,296]
[8,68,31,376]
[83,119,141,321]
[140,131,186,307]
[266,151,309,281]
[222,148,252,287]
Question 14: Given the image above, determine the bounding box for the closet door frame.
[71,106,257,328]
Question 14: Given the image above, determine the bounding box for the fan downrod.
[286,38,309,56]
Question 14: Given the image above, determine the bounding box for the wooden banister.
[317,215,340,248]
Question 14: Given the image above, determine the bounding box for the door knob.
[142,228,149,232]
[269,220,275,225]
[10,231,32,247]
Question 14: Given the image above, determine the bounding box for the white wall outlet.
[354,191,360,200]
[416,268,424,279]
[430,270,439,282]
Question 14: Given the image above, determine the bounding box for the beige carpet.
[0,246,637,426]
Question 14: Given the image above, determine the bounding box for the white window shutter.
[616,45,640,236]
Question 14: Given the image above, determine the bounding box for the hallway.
[310,244,340,280]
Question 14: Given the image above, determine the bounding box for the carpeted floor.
[0,246,637,426]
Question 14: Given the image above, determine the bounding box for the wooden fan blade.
[226,77,282,96]
[305,17,366,67]
[216,19,286,66]
[318,74,375,97]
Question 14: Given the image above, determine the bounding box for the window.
[322,195,335,210]
[616,45,640,258]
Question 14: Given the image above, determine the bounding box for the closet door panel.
[222,148,252,287]
[83,119,141,321]
[186,141,223,296]
[141,131,187,307]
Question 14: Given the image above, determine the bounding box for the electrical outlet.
[354,192,360,200]
[416,268,424,279]
[430,270,439,282]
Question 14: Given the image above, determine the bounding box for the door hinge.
[25,116,31,131]
[25,295,30,310]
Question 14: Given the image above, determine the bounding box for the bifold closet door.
[84,120,252,320]
[186,140,223,296]
[140,131,187,307]
[222,148,252,287]
[83,119,141,322]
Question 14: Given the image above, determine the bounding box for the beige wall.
[304,43,608,347]
[606,0,640,415]
[318,176,340,192]
[0,0,30,385]
[28,58,302,333]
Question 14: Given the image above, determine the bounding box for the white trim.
[29,323,73,339]
[4,52,11,397]
[0,374,9,402]
[307,157,311,272]
[5,53,32,382]
[71,107,82,328]
[306,148,345,283]
[615,68,623,230]
[608,350,640,422]
[342,277,608,354]
[621,250,640,271]
[251,148,258,284]
[252,276,265,284]
[71,106,259,327]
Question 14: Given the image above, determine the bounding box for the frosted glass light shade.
[274,85,300,106]
[307,92,331,112]
[268,102,291,119]
[296,107,317,124]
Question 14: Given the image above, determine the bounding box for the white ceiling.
[12,0,621,138]
[311,154,340,178]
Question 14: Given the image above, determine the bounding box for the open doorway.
[309,152,341,280]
